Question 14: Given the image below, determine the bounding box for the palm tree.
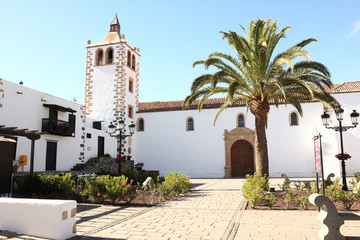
[184,19,339,175]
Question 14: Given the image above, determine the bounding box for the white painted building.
[1,14,359,179]
[135,88,360,178]
[0,79,116,172]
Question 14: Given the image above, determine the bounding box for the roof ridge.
[138,81,360,112]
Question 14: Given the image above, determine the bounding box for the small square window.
[86,133,92,139]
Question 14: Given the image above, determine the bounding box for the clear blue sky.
[1,0,359,105]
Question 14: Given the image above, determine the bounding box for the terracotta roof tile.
[100,32,120,43]
[138,81,360,113]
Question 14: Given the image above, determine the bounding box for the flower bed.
[15,172,191,206]
[244,173,360,211]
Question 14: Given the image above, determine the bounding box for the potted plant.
[335,153,351,160]
[13,160,19,173]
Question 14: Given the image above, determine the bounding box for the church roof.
[138,81,360,113]
[99,32,121,43]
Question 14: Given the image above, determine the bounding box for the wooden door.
[0,139,16,194]
[98,136,104,158]
[46,141,57,171]
[231,140,254,177]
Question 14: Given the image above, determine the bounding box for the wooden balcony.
[42,119,74,137]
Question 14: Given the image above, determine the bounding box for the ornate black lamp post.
[321,108,359,190]
[108,119,136,175]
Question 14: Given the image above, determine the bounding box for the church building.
[1,14,360,179]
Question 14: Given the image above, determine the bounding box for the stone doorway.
[224,127,255,177]
[231,140,254,177]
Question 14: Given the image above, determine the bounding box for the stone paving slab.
[234,209,360,240]
[1,178,360,240]
[79,179,245,240]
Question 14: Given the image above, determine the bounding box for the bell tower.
[85,13,140,156]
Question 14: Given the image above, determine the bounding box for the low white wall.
[0,198,76,240]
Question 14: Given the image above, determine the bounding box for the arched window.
[106,48,114,64]
[237,114,245,128]
[289,111,299,126]
[127,50,131,67]
[186,117,194,131]
[131,55,136,70]
[137,118,144,132]
[95,49,104,66]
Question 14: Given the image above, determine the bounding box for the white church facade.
[1,14,360,178]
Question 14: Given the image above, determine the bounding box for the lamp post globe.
[108,122,116,135]
[118,119,125,130]
[129,122,136,135]
[350,110,359,126]
[321,112,330,126]
[336,108,344,121]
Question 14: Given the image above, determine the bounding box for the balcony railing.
[42,119,75,137]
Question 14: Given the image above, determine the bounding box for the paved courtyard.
[1,178,360,240]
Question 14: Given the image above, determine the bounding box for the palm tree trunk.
[254,115,269,176]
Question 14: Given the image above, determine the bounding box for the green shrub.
[103,175,130,204]
[125,181,140,203]
[282,189,297,210]
[17,173,74,198]
[38,173,74,197]
[335,190,358,210]
[17,174,42,195]
[157,172,191,199]
[83,174,108,203]
[16,171,191,205]
[242,173,269,208]
[353,172,360,184]
[122,169,149,185]
[278,180,291,191]
[296,196,310,210]
[265,193,277,208]
[325,178,342,201]
[310,181,320,194]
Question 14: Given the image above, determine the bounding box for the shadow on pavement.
[190,183,204,189]
[77,204,103,213]
[77,207,123,224]
[70,236,126,240]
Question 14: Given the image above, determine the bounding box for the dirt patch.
[246,190,360,211]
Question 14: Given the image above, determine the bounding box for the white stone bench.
[309,193,360,240]
[0,198,77,240]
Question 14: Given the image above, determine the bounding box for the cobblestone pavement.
[1,178,360,240]
[75,179,245,240]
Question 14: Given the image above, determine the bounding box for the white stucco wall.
[135,92,360,178]
[84,127,117,160]
[0,79,116,171]
[87,40,139,159]
[0,80,84,171]
[87,45,117,130]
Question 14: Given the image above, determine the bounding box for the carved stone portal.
[224,127,255,177]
